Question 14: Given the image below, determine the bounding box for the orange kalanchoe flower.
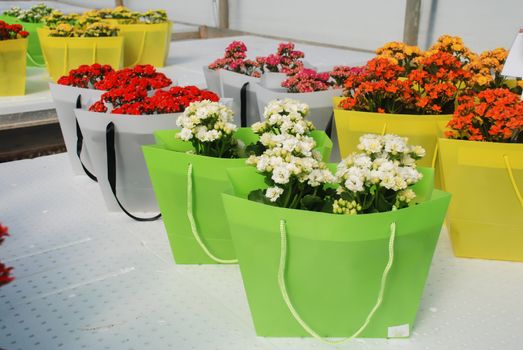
[446,88,523,143]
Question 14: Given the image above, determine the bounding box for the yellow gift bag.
[438,138,523,261]
[333,101,451,189]
[117,22,171,67]
[38,28,124,81]
[0,38,27,96]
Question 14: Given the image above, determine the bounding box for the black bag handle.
[240,82,249,127]
[75,95,97,182]
[325,111,334,139]
[105,122,161,221]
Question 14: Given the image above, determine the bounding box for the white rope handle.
[278,219,396,344]
[186,163,238,264]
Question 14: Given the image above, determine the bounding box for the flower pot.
[117,22,172,67]
[333,107,451,187]
[255,84,343,131]
[259,72,287,91]
[38,28,124,82]
[202,66,222,96]
[49,83,105,176]
[75,109,179,214]
[438,138,523,261]
[222,166,450,338]
[219,69,261,127]
[0,38,27,96]
[142,129,333,264]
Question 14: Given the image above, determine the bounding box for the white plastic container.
[49,83,105,176]
[219,69,261,127]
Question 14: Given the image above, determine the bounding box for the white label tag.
[388,324,410,338]
[502,30,523,78]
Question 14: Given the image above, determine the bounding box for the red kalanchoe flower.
[0,20,30,40]
[57,64,115,89]
[0,224,14,287]
[446,88,523,143]
[89,86,219,115]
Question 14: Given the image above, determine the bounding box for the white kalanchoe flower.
[257,99,314,136]
[265,186,284,202]
[176,100,237,143]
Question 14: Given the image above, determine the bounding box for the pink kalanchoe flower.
[282,68,334,93]
[330,66,365,87]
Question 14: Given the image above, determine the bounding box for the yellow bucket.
[0,38,27,96]
[117,22,172,67]
[333,102,451,186]
[438,138,523,261]
[38,28,124,81]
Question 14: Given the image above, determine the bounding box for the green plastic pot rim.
[142,143,251,162]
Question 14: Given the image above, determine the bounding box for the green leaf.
[248,189,274,206]
[300,195,325,212]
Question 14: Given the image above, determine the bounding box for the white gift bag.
[49,83,105,177]
[254,83,343,131]
[75,109,179,217]
[259,72,287,91]
[219,69,261,127]
[202,66,223,96]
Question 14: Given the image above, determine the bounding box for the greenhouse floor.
[1,153,523,350]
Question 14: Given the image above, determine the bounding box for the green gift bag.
[222,166,450,338]
[142,128,333,265]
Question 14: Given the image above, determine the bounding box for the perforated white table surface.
[0,35,373,115]
[1,153,523,350]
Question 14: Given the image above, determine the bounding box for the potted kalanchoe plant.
[222,131,450,338]
[1,3,52,66]
[438,88,523,262]
[256,42,305,89]
[334,36,474,173]
[0,224,14,288]
[255,67,352,131]
[205,41,308,127]
[50,64,172,177]
[142,98,332,264]
[75,84,216,219]
[0,20,29,96]
[84,6,171,67]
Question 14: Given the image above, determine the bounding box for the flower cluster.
[58,64,171,92]
[0,224,14,287]
[0,21,29,40]
[330,66,364,87]
[376,41,422,73]
[281,68,333,93]
[93,7,168,24]
[464,48,522,93]
[446,88,523,143]
[43,11,79,28]
[208,41,308,78]
[256,42,304,75]
[89,85,219,115]
[339,49,471,114]
[208,41,261,77]
[333,134,425,214]
[49,22,118,37]
[426,35,476,65]
[247,99,336,210]
[3,3,53,23]
[252,99,314,136]
[176,101,241,158]
[93,64,172,91]
[57,63,115,88]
